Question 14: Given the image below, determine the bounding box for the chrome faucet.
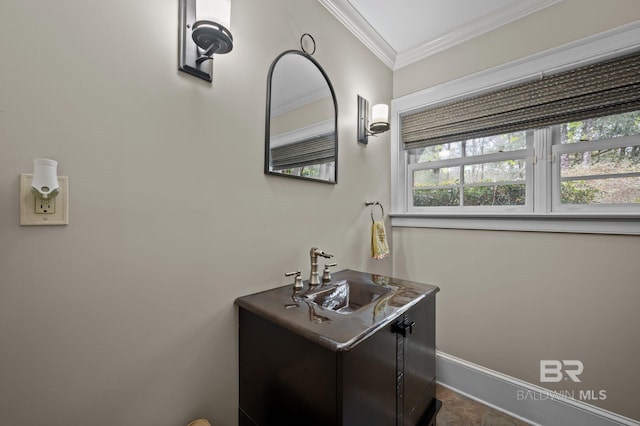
[309,247,333,285]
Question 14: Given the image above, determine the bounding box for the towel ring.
[365,201,384,223]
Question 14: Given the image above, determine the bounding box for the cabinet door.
[239,309,338,425]
[341,322,397,425]
[403,298,436,425]
[342,296,437,426]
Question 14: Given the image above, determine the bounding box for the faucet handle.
[285,270,303,290]
[321,263,337,285]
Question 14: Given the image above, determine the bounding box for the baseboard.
[436,351,640,426]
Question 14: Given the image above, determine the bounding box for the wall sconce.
[178,0,233,83]
[357,95,390,145]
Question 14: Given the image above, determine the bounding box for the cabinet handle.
[392,320,416,337]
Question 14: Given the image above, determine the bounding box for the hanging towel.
[372,220,390,259]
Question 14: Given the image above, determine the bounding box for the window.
[406,111,640,214]
[391,27,640,234]
[408,131,532,211]
[553,111,640,210]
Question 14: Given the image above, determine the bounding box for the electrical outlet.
[20,174,69,226]
[34,195,55,214]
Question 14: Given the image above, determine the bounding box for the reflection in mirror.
[265,50,338,183]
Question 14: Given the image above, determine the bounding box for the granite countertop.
[234,269,439,352]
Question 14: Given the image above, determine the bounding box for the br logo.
[540,360,584,382]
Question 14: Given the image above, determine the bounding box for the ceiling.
[319,0,562,70]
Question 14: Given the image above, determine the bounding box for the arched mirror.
[264,50,338,184]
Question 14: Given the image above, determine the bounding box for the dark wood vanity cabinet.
[341,296,437,425]
[238,290,438,425]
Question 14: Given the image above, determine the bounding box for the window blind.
[401,51,640,150]
[270,133,335,170]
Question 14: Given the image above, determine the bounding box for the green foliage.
[280,166,320,177]
[414,184,526,207]
[412,111,640,207]
[414,188,459,207]
[560,181,598,204]
[463,184,526,206]
[559,111,640,204]
[301,166,320,177]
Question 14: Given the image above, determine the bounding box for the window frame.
[407,133,534,214]
[551,134,640,213]
[390,23,640,235]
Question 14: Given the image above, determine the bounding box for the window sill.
[390,213,640,235]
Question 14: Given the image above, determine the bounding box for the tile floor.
[436,385,530,426]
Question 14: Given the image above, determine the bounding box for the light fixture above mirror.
[178,0,233,83]
[357,95,390,144]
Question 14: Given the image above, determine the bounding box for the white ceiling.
[319,0,563,70]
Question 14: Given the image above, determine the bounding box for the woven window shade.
[270,133,335,170]
[401,51,640,150]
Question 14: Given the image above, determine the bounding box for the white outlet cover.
[20,174,69,226]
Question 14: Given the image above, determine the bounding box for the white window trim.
[551,135,640,214]
[408,134,534,214]
[390,21,640,235]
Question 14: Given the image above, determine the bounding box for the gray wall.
[391,0,640,420]
[0,0,392,425]
[3,0,639,424]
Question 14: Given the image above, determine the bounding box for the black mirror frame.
[264,50,338,184]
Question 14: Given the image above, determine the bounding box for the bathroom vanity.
[235,269,440,425]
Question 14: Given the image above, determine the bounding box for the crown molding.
[270,119,334,148]
[318,0,396,69]
[319,0,563,71]
[394,0,563,69]
[271,89,330,117]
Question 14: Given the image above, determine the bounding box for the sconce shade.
[192,0,233,56]
[357,95,390,144]
[31,159,59,200]
[196,0,230,29]
[370,103,389,133]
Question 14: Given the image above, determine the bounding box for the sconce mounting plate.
[357,95,369,145]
